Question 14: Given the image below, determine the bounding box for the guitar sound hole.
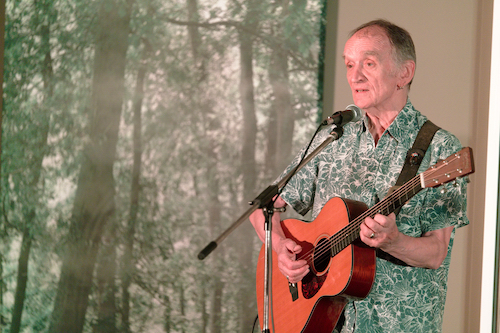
[312,237,330,274]
[301,238,330,299]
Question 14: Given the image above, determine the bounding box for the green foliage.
[2,0,325,332]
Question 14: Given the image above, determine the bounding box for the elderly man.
[251,19,468,333]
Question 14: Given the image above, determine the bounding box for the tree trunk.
[185,1,225,332]
[121,39,149,333]
[180,284,186,333]
[199,284,207,333]
[239,22,258,200]
[268,0,294,176]
[11,8,52,331]
[0,254,4,333]
[270,49,294,174]
[209,276,223,333]
[236,5,259,331]
[205,115,224,333]
[48,1,132,332]
[163,294,171,333]
[9,225,32,333]
[93,235,117,333]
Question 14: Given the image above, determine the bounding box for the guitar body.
[256,197,376,333]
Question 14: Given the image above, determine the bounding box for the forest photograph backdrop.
[0,0,327,332]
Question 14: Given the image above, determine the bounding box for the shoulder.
[410,102,463,161]
[432,128,462,149]
[427,127,463,165]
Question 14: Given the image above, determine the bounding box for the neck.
[366,110,399,145]
[364,97,407,144]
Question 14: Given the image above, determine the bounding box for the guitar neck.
[327,146,474,258]
[330,176,423,257]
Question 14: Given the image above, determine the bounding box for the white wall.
[325,1,493,331]
[481,0,500,330]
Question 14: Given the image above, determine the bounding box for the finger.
[287,270,309,284]
[363,216,377,229]
[279,260,309,275]
[274,196,287,208]
[372,213,396,227]
[360,220,376,239]
[279,262,309,283]
[277,250,307,269]
[282,240,302,258]
[372,214,388,227]
[289,244,303,256]
[277,249,309,283]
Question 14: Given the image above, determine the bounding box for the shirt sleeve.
[417,129,470,233]
[276,128,333,216]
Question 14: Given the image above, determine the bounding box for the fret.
[326,147,474,260]
[329,177,425,257]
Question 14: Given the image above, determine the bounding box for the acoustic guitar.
[256,147,474,333]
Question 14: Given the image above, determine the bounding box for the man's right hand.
[275,238,309,284]
[249,195,309,284]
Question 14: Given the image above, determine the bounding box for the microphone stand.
[197,125,345,332]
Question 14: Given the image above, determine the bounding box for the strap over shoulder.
[395,120,441,186]
[377,120,441,267]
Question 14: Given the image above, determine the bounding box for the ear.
[399,60,415,86]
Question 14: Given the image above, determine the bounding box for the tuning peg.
[452,180,459,187]
[440,187,448,194]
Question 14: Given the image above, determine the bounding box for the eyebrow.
[343,50,380,60]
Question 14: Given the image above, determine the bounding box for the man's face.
[343,26,403,113]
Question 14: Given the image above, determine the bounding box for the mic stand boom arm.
[197,126,344,333]
[197,126,344,260]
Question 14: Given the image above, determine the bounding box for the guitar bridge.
[288,282,299,301]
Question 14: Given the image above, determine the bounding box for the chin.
[352,100,369,110]
[351,96,368,109]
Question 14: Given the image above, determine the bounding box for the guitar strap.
[376,120,441,266]
[395,120,441,189]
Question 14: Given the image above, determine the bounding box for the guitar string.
[297,167,435,264]
[316,158,458,261]
[296,174,424,264]
[296,172,423,263]
[295,154,462,265]
[296,153,464,264]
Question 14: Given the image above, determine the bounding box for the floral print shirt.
[278,100,469,333]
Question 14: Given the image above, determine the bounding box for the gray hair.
[351,19,416,86]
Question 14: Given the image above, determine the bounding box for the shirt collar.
[360,99,424,147]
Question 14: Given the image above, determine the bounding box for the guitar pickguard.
[301,270,328,299]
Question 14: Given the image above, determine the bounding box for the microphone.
[322,104,363,126]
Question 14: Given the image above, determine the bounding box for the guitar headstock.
[421,147,475,188]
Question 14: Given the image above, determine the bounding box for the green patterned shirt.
[279,100,469,333]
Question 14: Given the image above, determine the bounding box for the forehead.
[343,26,393,60]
